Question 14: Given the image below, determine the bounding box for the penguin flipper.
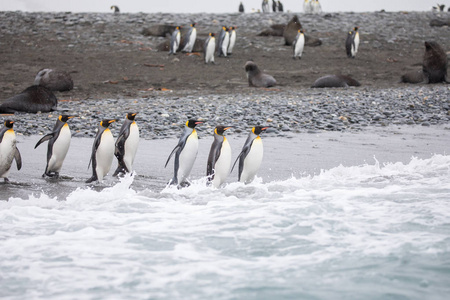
[230,150,245,174]
[14,148,22,170]
[165,145,180,168]
[34,133,54,149]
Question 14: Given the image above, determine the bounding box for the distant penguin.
[113,113,139,176]
[204,33,216,64]
[218,27,230,57]
[169,26,181,55]
[34,115,75,178]
[303,0,312,13]
[86,119,116,183]
[0,120,22,183]
[311,75,361,88]
[278,1,284,12]
[262,0,270,13]
[312,0,322,14]
[165,119,204,187]
[34,69,74,92]
[207,126,232,188]
[272,0,278,12]
[182,23,197,53]
[293,29,305,59]
[111,5,120,13]
[227,26,237,56]
[239,2,244,13]
[244,61,277,87]
[0,85,57,114]
[346,27,359,58]
[232,126,268,184]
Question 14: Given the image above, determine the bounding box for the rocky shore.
[0,11,449,138]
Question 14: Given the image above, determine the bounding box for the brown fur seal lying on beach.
[401,41,448,84]
[311,75,361,88]
[244,61,277,88]
[34,69,74,92]
[0,85,57,113]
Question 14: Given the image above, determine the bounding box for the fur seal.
[34,69,74,92]
[283,15,302,46]
[0,85,57,113]
[244,61,276,88]
[311,75,361,88]
[401,41,448,84]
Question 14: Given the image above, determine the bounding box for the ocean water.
[1,152,449,299]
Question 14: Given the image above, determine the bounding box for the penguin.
[272,0,278,12]
[168,26,181,55]
[303,0,312,13]
[345,28,358,58]
[165,119,204,187]
[86,119,116,183]
[182,23,197,53]
[113,113,139,176]
[111,5,120,13]
[227,26,237,56]
[232,126,268,184]
[204,33,216,64]
[353,27,360,54]
[278,1,284,12]
[218,26,229,57]
[239,2,244,13]
[34,115,75,178]
[206,126,232,188]
[292,29,305,59]
[0,120,22,183]
[312,0,322,14]
[262,0,269,13]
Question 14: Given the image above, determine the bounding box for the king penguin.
[227,26,237,56]
[169,26,181,55]
[182,23,197,53]
[34,115,75,178]
[218,26,229,57]
[207,126,232,188]
[165,119,204,187]
[86,119,116,183]
[204,33,216,64]
[0,120,22,183]
[346,27,359,58]
[113,113,139,176]
[232,126,268,184]
[293,29,305,59]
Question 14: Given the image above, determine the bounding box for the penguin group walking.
[0,117,268,188]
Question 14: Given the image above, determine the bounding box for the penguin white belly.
[294,35,305,58]
[354,32,360,53]
[212,139,231,188]
[0,131,16,177]
[47,125,71,173]
[228,32,236,54]
[177,132,198,183]
[351,43,356,57]
[221,34,230,56]
[123,123,139,172]
[206,39,215,63]
[187,29,197,52]
[95,131,115,181]
[240,138,263,184]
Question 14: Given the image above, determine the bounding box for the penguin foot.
[85,176,98,184]
[178,181,191,188]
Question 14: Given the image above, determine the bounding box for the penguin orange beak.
[224,126,232,131]
[68,116,76,119]
[261,127,269,131]
[195,121,204,125]
[108,119,117,124]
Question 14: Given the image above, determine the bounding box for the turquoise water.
[1,154,449,299]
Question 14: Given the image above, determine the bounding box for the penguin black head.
[4,120,14,128]
[126,113,138,121]
[252,126,269,135]
[186,119,204,128]
[353,26,359,32]
[215,126,232,136]
[100,119,116,128]
[59,115,76,122]
[209,33,216,37]
[190,23,197,27]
